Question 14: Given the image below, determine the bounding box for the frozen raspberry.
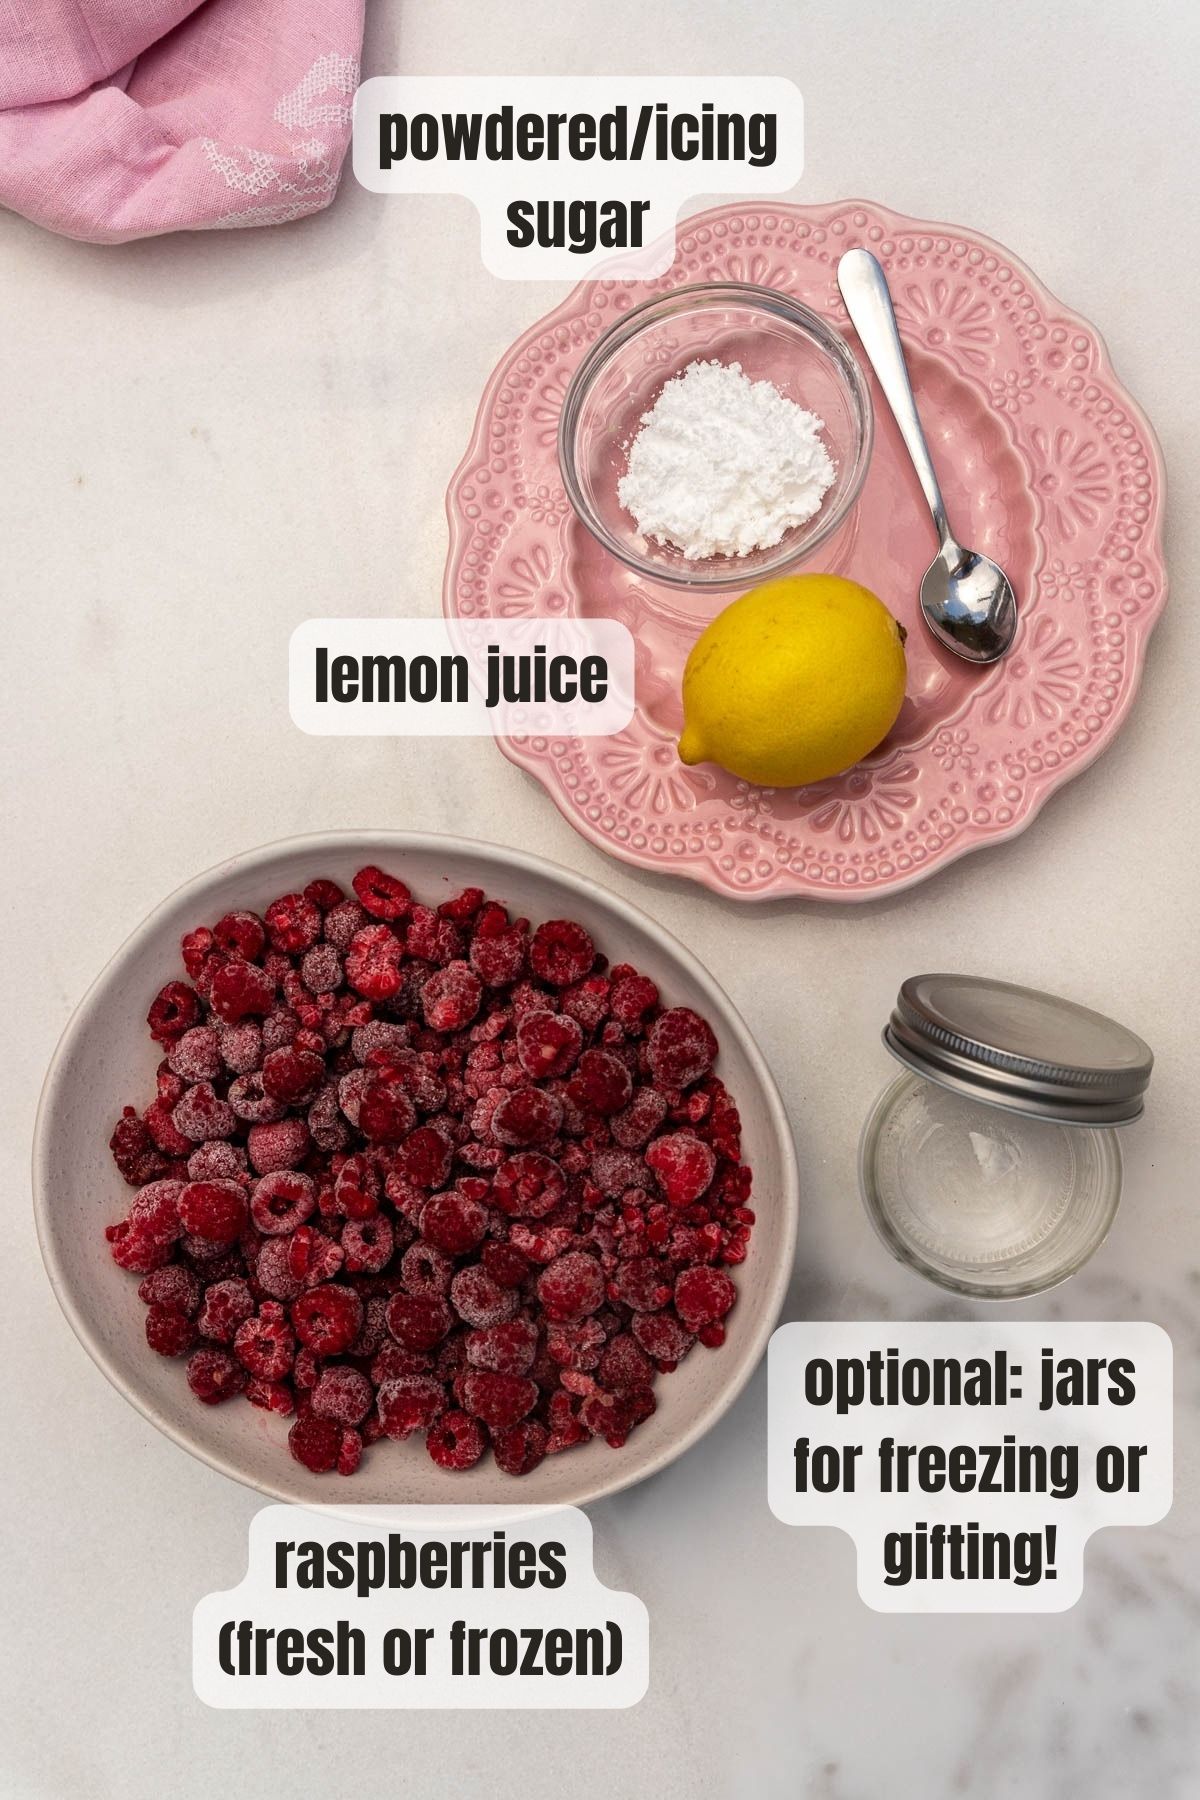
[450,1264,520,1328]
[143,1097,193,1158]
[304,877,345,912]
[469,921,527,987]
[611,1087,669,1149]
[227,1072,286,1124]
[421,960,482,1032]
[400,1242,455,1297]
[404,904,463,965]
[351,1020,409,1065]
[292,1284,364,1355]
[255,1238,304,1301]
[421,1189,487,1255]
[461,1370,538,1431]
[482,1241,531,1289]
[377,1373,446,1439]
[307,1084,351,1153]
[288,1413,342,1473]
[171,1082,236,1143]
[341,1213,395,1275]
[213,911,267,961]
[217,1020,263,1074]
[287,1225,344,1287]
[492,1086,562,1147]
[311,1365,374,1427]
[590,1148,646,1198]
[396,1125,453,1190]
[147,980,201,1045]
[674,1266,736,1332]
[178,1179,246,1245]
[187,1346,247,1405]
[570,1048,633,1115]
[508,1222,574,1265]
[647,1007,718,1089]
[345,924,404,1001]
[492,1152,566,1219]
[109,1108,168,1186]
[561,976,611,1034]
[209,958,276,1023]
[630,1310,695,1368]
[609,1255,672,1312]
[324,897,368,950]
[387,1292,454,1350]
[610,972,659,1029]
[492,1420,548,1477]
[545,1317,606,1371]
[599,1333,655,1393]
[167,1026,222,1082]
[245,1378,294,1416]
[250,1170,316,1236]
[528,919,594,987]
[439,886,484,922]
[515,1009,583,1079]
[537,1252,605,1322]
[197,1278,255,1344]
[233,1305,295,1379]
[375,1048,446,1112]
[645,1132,716,1206]
[146,1305,196,1357]
[247,1117,310,1174]
[427,1410,486,1470]
[351,864,412,921]
[465,1314,538,1375]
[257,1045,323,1105]
[265,892,321,954]
[300,943,343,994]
[138,1263,203,1314]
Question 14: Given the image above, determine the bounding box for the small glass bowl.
[558,282,873,592]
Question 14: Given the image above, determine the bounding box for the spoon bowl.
[921,544,1018,664]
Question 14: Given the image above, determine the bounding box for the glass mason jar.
[859,975,1153,1300]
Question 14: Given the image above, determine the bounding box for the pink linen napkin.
[0,0,365,243]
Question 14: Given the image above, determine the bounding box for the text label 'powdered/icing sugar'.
[194,1505,648,1708]
[767,1321,1172,1613]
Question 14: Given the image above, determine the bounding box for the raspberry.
[529,919,595,986]
[143,1098,193,1158]
[304,878,345,912]
[599,1333,655,1393]
[228,1072,286,1125]
[570,1048,633,1115]
[246,1378,294,1416]
[644,1132,716,1206]
[311,1365,374,1426]
[344,924,404,1001]
[262,1045,325,1104]
[590,1148,646,1198]
[460,1371,538,1431]
[171,1082,236,1143]
[217,1020,263,1074]
[427,1410,486,1470]
[537,1252,605,1322]
[421,960,483,1032]
[300,943,343,994]
[264,892,322,954]
[647,1007,718,1089]
[353,864,412,921]
[178,1179,246,1245]
[450,1264,520,1328]
[609,1255,672,1312]
[146,1305,196,1357]
[292,1285,364,1356]
[213,911,267,961]
[255,1238,304,1301]
[492,1087,562,1147]
[351,1020,409,1064]
[561,976,611,1034]
[247,1117,310,1174]
[401,1241,455,1296]
[250,1171,316,1236]
[342,1212,395,1273]
[610,972,659,1029]
[421,1189,487,1255]
[440,886,484,922]
[492,1420,548,1477]
[209,958,276,1024]
[404,905,462,965]
[546,1317,606,1371]
[386,1292,454,1350]
[167,1026,222,1082]
[323,895,367,948]
[492,1152,566,1219]
[109,1108,168,1186]
[469,922,527,987]
[611,1086,669,1149]
[515,1009,583,1079]
[197,1277,255,1343]
[630,1310,695,1368]
[147,981,201,1045]
[288,1413,342,1473]
[377,1374,445,1439]
[674,1266,736,1332]
[288,1225,344,1287]
[465,1314,538,1375]
[138,1264,203,1314]
[307,1085,350,1153]
[187,1347,247,1405]
[233,1306,295,1379]
[482,1241,531,1288]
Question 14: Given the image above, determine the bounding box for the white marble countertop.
[4,3,1198,1795]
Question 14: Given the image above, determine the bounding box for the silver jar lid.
[883,974,1153,1125]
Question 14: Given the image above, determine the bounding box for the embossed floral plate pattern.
[444,200,1166,901]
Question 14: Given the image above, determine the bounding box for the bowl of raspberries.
[35,833,798,1506]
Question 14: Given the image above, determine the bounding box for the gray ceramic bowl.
[34,832,799,1507]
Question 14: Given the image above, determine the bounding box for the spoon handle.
[837,249,955,550]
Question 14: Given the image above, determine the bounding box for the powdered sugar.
[617,358,836,559]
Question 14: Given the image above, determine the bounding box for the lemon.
[678,574,907,787]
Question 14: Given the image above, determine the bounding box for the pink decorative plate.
[444,200,1167,901]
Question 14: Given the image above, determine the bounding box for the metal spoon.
[837,248,1017,664]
